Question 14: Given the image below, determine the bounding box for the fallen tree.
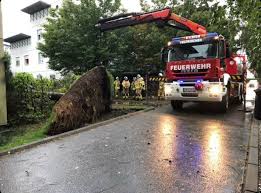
[47,66,112,135]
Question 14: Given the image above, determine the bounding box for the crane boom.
[96,8,207,35]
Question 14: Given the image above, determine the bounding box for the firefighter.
[113,77,120,98]
[131,77,137,99]
[158,73,165,100]
[135,74,145,100]
[122,76,130,99]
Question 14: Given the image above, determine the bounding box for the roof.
[4,33,31,43]
[21,1,51,14]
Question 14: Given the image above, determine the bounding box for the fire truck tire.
[235,87,243,104]
[171,100,183,110]
[219,89,229,112]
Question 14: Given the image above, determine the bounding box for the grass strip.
[0,123,47,152]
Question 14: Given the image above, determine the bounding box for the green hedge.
[8,73,54,124]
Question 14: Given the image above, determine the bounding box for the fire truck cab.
[162,33,244,111]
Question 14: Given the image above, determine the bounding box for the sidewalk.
[242,115,260,193]
[258,118,261,192]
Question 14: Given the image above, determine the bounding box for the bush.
[52,73,80,93]
[8,73,54,124]
[2,52,12,90]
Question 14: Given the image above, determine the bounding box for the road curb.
[0,106,155,157]
[243,116,260,193]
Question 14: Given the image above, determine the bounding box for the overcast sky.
[2,0,141,39]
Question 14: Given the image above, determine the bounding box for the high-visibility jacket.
[131,81,136,90]
[113,80,120,89]
[134,79,142,89]
[122,80,130,88]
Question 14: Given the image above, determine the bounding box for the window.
[16,57,20,66]
[39,10,42,18]
[38,53,44,64]
[24,55,29,65]
[168,41,218,62]
[37,29,42,41]
[44,9,48,16]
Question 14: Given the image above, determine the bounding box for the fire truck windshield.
[168,41,218,62]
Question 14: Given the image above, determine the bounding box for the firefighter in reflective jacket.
[135,74,145,100]
[158,73,165,100]
[122,76,130,99]
[113,77,120,98]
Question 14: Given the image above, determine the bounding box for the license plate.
[183,87,196,93]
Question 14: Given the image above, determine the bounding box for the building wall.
[10,38,53,77]
[4,43,10,53]
[9,0,63,78]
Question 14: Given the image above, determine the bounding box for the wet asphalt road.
[0,103,251,193]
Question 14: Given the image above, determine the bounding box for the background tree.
[39,0,121,75]
[2,51,12,90]
[227,0,261,76]
[105,25,169,75]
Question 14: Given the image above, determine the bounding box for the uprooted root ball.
[47,66,111,135]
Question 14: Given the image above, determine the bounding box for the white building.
[4,1,61,78]
[3,42,10,53]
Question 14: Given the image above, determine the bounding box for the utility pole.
[0,0,7,126]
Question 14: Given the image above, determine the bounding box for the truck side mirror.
[160,47,168,63]
[225,43,231,58]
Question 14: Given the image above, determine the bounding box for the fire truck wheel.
[171,100,183,110]
[220,90,229,112]
[235,87,243,104]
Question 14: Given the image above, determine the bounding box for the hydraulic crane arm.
[96,8,207,35]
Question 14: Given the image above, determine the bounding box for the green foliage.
[2,51,12,90]
[9,73,54,123]
[39,0,121,75]
[227,0,261,76]
[106,25,169,74]
[52,73,80,93]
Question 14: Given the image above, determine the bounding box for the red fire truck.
[97,8,246,112]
